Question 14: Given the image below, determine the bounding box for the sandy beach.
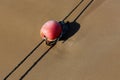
[0,0,120,80]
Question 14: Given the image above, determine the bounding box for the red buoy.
[40,20,62,41]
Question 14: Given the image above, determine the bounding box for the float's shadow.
[60,21,80,42]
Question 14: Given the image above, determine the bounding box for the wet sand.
[0,0,120,80]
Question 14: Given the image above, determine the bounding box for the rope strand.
[4,40,45,80]
[19,45,54,80]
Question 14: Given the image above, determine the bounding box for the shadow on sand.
[80,0,106,21]
[60,0,107,42]
[59,21,80,42]
[59,0,97,43]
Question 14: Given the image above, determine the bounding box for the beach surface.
[0,0,120,80]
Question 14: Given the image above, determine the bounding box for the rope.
[62,0,84,21]
[4,40,45,80]
[19,45,54,80]
[4,0,94,79]
[74,0,94,22]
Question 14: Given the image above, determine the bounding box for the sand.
[0,0,120,80]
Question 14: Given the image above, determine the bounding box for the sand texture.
[0,0,120,80]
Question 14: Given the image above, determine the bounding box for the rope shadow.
[4,40,45,80]
[62,0,84,21]
[59,0,94,43]
[80,0,106,21]
[19,45,55,80]
[4,0,95,79]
